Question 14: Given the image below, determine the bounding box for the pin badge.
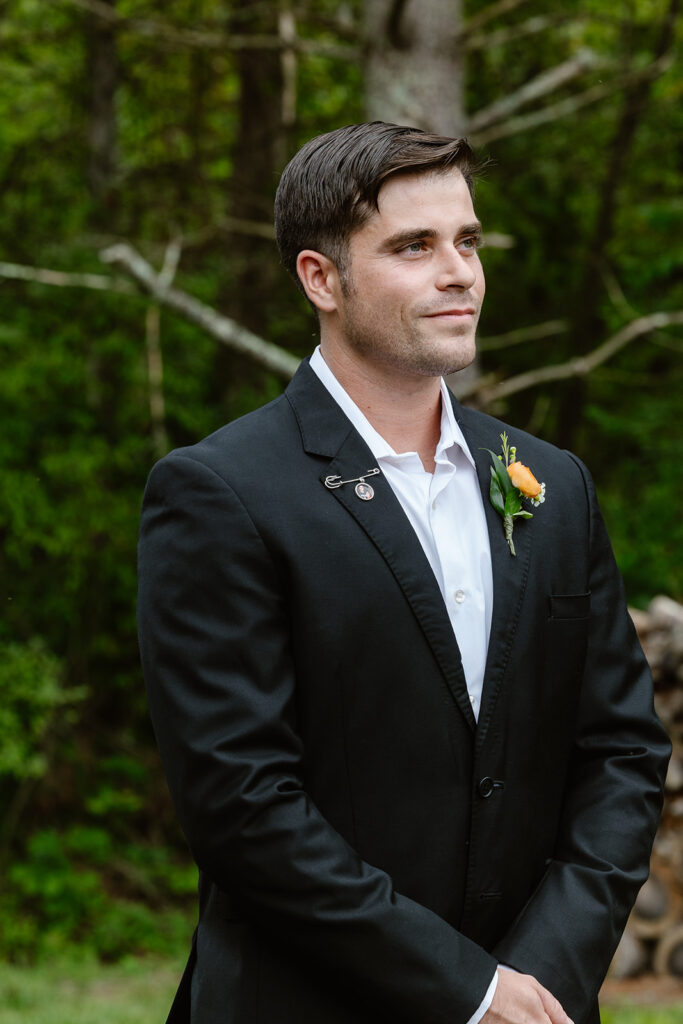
[324,467,380,500]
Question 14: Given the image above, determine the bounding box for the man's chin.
[440,338,477,376]
[444,354,476,376]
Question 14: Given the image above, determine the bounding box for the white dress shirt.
[310,347,499,1022]
[310,346,493,718]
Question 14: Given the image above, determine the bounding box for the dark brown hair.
[274,121,478,294]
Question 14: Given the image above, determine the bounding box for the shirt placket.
[429,456,482,719]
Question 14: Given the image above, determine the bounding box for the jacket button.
[478,777,495,798]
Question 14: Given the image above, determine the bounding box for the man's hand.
[482,967,574,1024]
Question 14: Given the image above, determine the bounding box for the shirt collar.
[309,345,476,469]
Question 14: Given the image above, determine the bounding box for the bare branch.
[478,320,568,352]
[146,239,183,457]
[461,0,534,38]
[524,392,553,437]
[53,0,358,59]
[0,260,135,293]
[0,244,299,382]
[648,334,683,354]
[471,54,673,146]
[120,218,277,259]
[158,237,182,289]
[100,243,299,380]
[481,232,515,250]
[601,264,638,321]
[601,263,683,353]
[218,217,277,241]
[465,14,573,52]
[467,50,602,134]
[465,311,683,403]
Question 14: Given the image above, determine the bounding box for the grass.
[0,955,681,1023]
[0,955,183,1024]
[601,1011,683,1024]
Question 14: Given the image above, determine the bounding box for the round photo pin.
[355,481,374,501]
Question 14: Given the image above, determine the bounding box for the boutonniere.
[482,432,546,556]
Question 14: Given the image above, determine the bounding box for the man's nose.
[435,247,477,290]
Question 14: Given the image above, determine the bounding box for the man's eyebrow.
[380,222,483,250]
[459,221,483,238]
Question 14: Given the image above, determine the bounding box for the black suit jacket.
[138,359,670,1024]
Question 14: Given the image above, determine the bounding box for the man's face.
[329,168,485,379]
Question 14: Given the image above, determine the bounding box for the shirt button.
[431,497,438,510]
[454,589,466,604]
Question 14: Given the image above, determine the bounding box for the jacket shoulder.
[150,392,297,485]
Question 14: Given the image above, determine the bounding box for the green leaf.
[489,470,505,516]
[504,490,522,516]
[481,448,514,496]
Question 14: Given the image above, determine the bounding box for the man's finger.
[536,982,573,1024]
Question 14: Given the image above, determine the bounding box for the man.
[138,123,670,1024]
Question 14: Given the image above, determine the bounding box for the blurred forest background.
[0,0,681,981]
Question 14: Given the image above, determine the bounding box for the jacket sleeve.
[138,451,497,1024]
[492,454,671,1022]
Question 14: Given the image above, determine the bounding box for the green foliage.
[583,378,683,605]
[0,827,195,963]
[0,0,680,964]
[469,0,683,607]
[0,640,72,781]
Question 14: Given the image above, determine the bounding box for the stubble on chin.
[409,321,479,378]
[338,298,480,379]
[441,334,478,376]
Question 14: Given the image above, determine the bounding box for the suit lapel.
[287,361,476,732]
[287,361,535,738]
[454,401,533,746]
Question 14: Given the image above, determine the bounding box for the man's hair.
[274,121,478,295]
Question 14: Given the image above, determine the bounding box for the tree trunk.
[214,0,286,406]
[363,0,467,135]
[85,0,119,218]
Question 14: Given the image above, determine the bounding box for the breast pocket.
[548,592,591,621]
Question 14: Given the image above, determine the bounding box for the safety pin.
[324,468,380,490]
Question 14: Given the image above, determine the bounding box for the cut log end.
[654,924,683,978]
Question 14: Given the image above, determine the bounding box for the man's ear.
[296,250,341,313]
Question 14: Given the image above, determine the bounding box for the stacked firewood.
[610,596,683,979]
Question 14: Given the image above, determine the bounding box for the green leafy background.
[0,4,680,1006]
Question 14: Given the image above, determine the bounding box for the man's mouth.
[424,307,476,318]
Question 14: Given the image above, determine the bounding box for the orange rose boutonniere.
[482,432,546,556]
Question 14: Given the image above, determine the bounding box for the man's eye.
[402,241,425,254]
[458,237,480,253]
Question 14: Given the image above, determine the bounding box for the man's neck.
[318,342,442,474]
